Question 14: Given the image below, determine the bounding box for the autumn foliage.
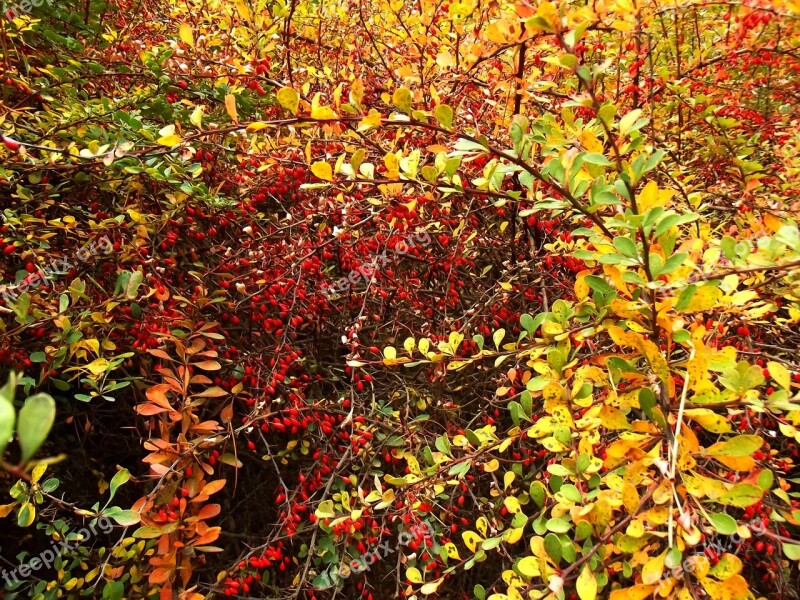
[1,0,800,599]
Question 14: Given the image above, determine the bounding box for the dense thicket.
[1,1,800,599]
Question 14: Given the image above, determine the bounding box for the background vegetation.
[1,0,800,599]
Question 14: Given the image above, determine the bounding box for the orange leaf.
[149,567,174,585]
[191,527,221,546]
[193,360,222,371]
[197,503,221,520]
[136,404,169,416]
[146,385,173,409]
[199,479,226,496]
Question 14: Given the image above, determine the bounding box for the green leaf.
[708,512,737,535]
[17,501,35,527]
[102,581,125,600]
[582,153,613,167]
[520,313,535,334]
[546,517,571,534]
[639,387,656,419]
[612,236,638,259]
[102,506,140,526]
[544,533,562,564]
[0,373,17,458]
[720,483,764,508]
[618,109,646,135]
[29,352,46,363]
[704,435,763,458]
[655,214,698,238]
[675,284,697,312]
[434,104,453,130]
[133,523,178,538]
[108,468,131,502]
[783,544,800,561]
[126,270,144,299]
[17,393,56,463]
[585,276,614,295]
[493,328,505,349]
[657,252,688,276]
[393,87,412,113]
[315,499,336,519]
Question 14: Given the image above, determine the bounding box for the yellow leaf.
[484,458,500,472]
[224,94,238,123]
[277,87,300,115]
[575,271,590,300]
[178,23,194,46]
[358,111,382,131]
[476,516,488,537]
[609,585,656,600]
[763,213,782,233]
[679,286,723,312]
[611,298,644,320]
[311,93,337,120]
[709,553,743,579]
[246,122,268,132]
[621,482,640,514]
[234,0,251,20]
[406,567,423,583]
[350,79,365,107]
[392,87,412,113]
[684,408,732,434]
[462,530,482,552]
[599,405,632,430]
[444,542,461,559]
[310,161,333,182]
[86,358,110,376]
[504,496,521,514]
[420,579,443,595]
[157,134,182,147]
[577,564,597,600]
[580,130,604,153]
[190,106,203,128]
[517,556,540,578]
[768,361,791,390]
[485,19,516,43]
[641,551,666,584]
[687,344,710,391]
[699,574,749,600]
[536,1,558,25]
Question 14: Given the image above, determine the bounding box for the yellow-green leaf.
[393,87,412,113]
[277,87,300,115]
[577,564,597,600]
[768,361,791,390]
[190,106,204,128]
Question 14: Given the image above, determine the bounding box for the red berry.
[2,136,20,151]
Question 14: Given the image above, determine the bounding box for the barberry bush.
[1,0,800,599]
